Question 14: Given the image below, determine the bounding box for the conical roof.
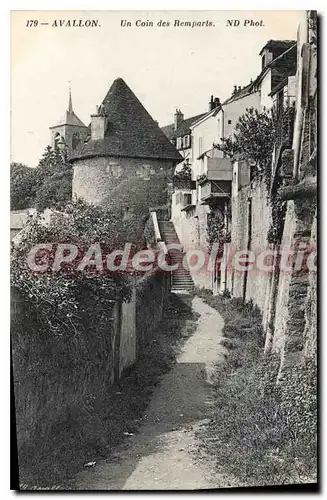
[70,78,182,163]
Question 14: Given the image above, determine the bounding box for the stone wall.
[274,197,316,375]
[136,272,170,352]
[229,174,316,370]
[72,156,174,206]
[229,176,272,313]
[51,124,89,152]
[119,272,170,376]
[303,209,317,360]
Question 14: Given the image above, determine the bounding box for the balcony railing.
[200,180,231,203]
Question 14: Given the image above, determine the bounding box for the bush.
[11,201,139,484]
[196,291,317,486]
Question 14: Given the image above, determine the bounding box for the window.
[111,164,122,177]
[183,135,190,148]
[72,132,80,150]
[54,132,62,148]
[176,137,182,149]
[106,163,122,177]
[143,165,151,180]
[277,90,284,114]
[228,119,232,125]
[198,137,203,156]
[183,193,192,207]
[136,164,154,180]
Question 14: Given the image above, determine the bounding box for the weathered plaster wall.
[191,115,219,179]
[224,91,261,137]
[260,71,272,110]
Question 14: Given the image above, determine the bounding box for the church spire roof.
[49,86,87,130]
[68,86,73,113]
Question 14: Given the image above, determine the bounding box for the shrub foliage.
[194,289,317,486]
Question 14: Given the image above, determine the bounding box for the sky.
[11,10,304,167]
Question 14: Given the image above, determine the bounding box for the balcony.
[200,180,231,203]
[197,157,232,204]
[197,158,233,184]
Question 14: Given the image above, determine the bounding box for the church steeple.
[49,83,88,151]
[68,85,73,113]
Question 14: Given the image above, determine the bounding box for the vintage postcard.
[10,10,317,491]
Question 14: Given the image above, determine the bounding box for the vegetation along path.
[74,295,233,491]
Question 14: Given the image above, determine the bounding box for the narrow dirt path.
[74,295,229,491]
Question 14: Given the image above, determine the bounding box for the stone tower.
[49,88,89,152]
[69,77,182,206]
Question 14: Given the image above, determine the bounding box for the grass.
[193,288,317,487]
[18,294,198,489]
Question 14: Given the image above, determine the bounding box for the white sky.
[11,10,304,166]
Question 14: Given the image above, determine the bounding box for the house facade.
[161,38,298,293]
[222,14,318,376]
[226,39,298,306]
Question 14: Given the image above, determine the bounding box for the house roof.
[10,209,36,230]
[223,41,297,106]
[190,106,222,129]
[259,39,297,56]
[50,110,87,129]
[223,82,255,105]
[161,113,207,140]
[70,78,182,163]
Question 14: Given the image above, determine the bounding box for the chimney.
[214,97,220,107]
[174,109,184,130]
[238,86,242,91]
[209,96,220,111]
[233,85,237,94]
[91,104,107,140]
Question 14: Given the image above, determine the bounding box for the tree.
[10,162,37,210]
[34,145,73,211]
[214,107,275,182]
[10,145,73,211]
[172,163,192,189]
